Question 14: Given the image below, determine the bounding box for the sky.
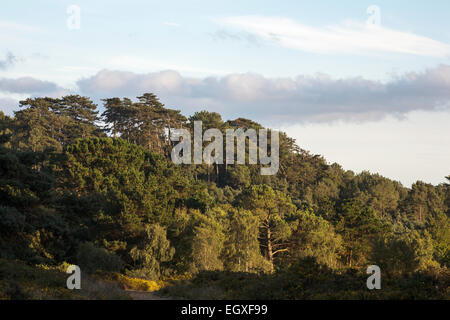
[0,0,449,186]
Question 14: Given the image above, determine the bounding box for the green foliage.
[372,229,439,275]
[0,258,129,300]
[426,211,450,267]
[224,208,271,272]
[336,199,389,267]
[289,210,343,269]
[11,96,101,152]
[190,223,224,272]
[0,206,25,233]
[161,258,450,299]
[76,242,123,274]
[128,224,175,279]
[236,184,299,271]
[226,165,251,189]
[404,181,445,222]
[0,92,448,299]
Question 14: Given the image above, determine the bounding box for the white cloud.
[220,16,450,57]
[164,21,180,27]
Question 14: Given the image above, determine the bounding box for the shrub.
[76,242,122,274]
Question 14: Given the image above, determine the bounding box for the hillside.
[0,93,449,299]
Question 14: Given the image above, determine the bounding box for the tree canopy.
[0,93,448,299]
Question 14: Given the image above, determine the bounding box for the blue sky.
[1,0,449,186]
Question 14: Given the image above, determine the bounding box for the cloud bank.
[0,76,71,115]
[76,65,450,124]
[2,65,450,124]
[0,77,68,96]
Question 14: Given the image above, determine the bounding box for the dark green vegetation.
[0,258,129,299]
[0,94,449,299]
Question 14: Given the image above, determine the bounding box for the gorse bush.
[104,273,167,292]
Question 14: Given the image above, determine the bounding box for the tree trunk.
[267,227,274,272]
[207,164,211,184]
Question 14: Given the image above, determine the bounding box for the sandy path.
[126,290,172,300]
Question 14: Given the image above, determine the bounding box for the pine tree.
[101,97,123,138]
[236,184,298,271]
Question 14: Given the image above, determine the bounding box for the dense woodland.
[0,93,449,299]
